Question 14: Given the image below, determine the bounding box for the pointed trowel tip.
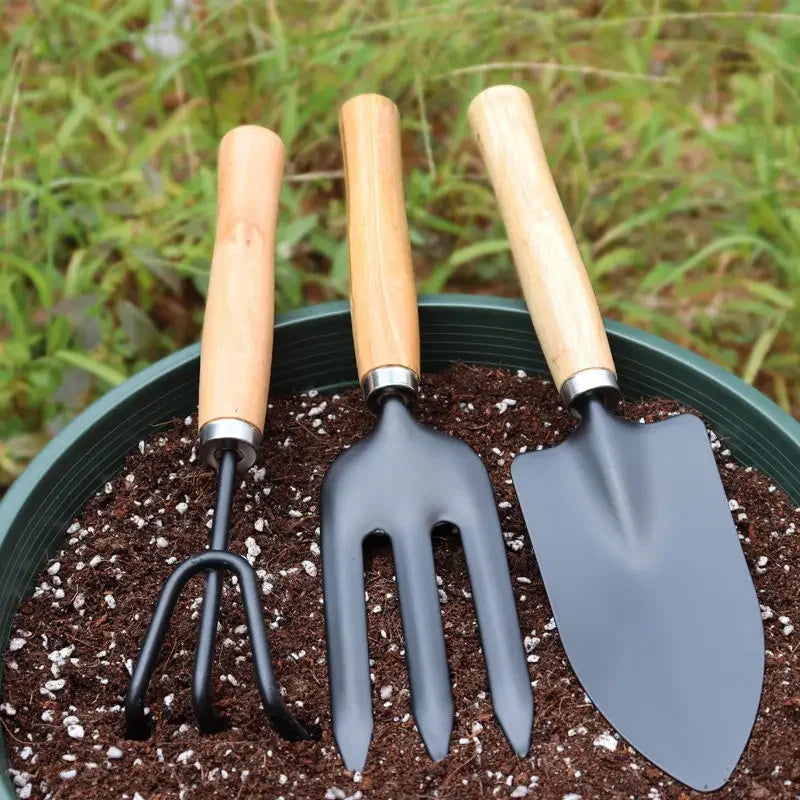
[617,684,758,793]
[669,723,756,793]
[669,760,735,794]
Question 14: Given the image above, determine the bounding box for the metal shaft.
[192,447,238,730]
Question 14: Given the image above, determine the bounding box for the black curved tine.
[192,448,237,731]
[456,494,534,756]
[391,526,454,762]
[235,551,311,741]
[124,550,311,741]
[321,508,373,770]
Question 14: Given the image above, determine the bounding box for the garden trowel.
[469,84,764,792]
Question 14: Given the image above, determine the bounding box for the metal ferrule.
[561,368,622,417]
[361,365,419,413]
[199,418,262,472]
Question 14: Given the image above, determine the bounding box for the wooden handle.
[340,93,420,380]
[468,85,615,390]
[198,125,284,432]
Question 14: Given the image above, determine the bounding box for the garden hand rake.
[125,125,311,743]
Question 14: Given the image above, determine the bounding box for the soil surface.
[2,365,799,800]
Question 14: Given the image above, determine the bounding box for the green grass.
[2,0,800,486]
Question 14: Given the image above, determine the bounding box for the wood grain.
[340,93,420,380]
[198,125,284,432]
[468,85,616,390]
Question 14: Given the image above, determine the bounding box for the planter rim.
[2,294,799,527]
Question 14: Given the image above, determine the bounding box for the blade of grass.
[54,351,126,387]
[742,315,785,385]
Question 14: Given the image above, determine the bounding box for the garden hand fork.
[321,93,533,771]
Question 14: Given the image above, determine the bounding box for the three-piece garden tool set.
[123,86,765,793]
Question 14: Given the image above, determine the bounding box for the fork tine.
[457,501,534,757]
[322,522,373,770]
[391,529,454,761]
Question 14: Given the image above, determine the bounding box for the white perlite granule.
[66,724,84,740]
[593,732,618,751]
[245,537,262,564]
[302,560,318,577]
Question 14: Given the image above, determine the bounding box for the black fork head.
[321,396,533,770]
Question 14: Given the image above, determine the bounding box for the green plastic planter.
[1,295,799,795]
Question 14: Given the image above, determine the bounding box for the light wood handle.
[198,125,284,432]
[340,94,420,380]
[468,85,615,390]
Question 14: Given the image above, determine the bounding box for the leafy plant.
[1,0,799,486]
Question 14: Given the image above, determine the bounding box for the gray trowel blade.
[512,397,764,792]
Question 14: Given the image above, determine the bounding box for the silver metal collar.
[361,365,419,413]
[561,368,622,417]
[199,418,262,471]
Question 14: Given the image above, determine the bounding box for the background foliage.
[2,0,799,486]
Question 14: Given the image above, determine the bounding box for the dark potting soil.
[2,365,799,800]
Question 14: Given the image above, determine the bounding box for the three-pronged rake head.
[124,449,311,743]
[321,396,533,770]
